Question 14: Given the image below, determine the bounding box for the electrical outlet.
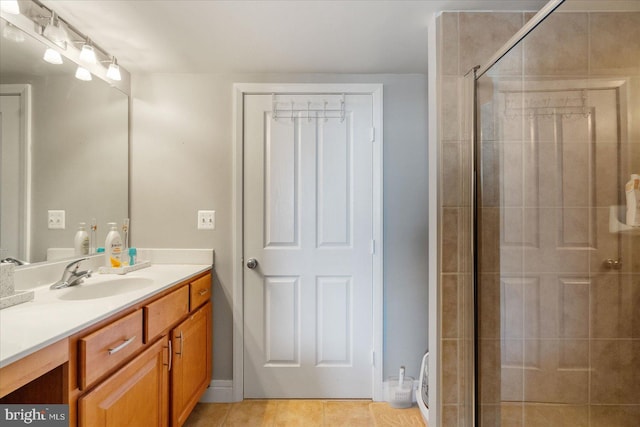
[48,210,65,229]
[197,210,215,230]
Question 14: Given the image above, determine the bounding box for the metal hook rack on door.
[271,93,346,122]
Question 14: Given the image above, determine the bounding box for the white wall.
[130,73,429,383]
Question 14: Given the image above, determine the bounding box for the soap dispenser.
[104,222,123,267]
[74,223,89,256]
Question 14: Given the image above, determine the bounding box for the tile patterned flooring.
[184,400,427,426]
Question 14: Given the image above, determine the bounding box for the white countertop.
[0,264,210,368]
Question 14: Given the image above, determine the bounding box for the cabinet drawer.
[79,310,143,390]
[78,337,168,427]
[144,285,189,343]
[189,274,211,310]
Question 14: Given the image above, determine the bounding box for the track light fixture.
[8,0,126,84]
[106,57,121,81]
[42,11,68,49]
[79,39,97,64]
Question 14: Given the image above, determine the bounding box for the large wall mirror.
[0,17,129,265]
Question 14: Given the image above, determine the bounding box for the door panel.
[243,93,373,398]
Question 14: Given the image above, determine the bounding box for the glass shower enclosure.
[475,0,640,425]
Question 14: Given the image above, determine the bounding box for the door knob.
[603,258,622,270]
[246,258,258,269]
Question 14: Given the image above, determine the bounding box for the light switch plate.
[197,210,215,230]
[48,210,65,229]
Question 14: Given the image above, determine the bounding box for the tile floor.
[183,400,427,426]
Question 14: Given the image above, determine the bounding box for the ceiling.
[40,0,550,75]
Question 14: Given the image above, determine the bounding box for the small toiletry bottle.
[104,222,123,267]
[90,218,97,254]
[128,247,137,266]
[74,223,89,256]
[122,218,130,252]
[625,174,640,227]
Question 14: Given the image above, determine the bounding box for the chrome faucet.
[50,258,92,290]
[1,257,29,266]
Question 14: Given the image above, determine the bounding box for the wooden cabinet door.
[79,337,169,427]
[171,301,211,427]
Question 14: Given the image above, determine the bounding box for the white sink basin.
[56,277,154,301]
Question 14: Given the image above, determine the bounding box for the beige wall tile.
[590,404,640,427]
[479,339,501,404]
[442,339,459,404]
[482,140,501,207]
[524,13,588,76]
[524,339,589,404]
[442,207,460,273]
[442,274,460,339]
[501,365,524,402]
[479,274,501,339]
[523,404,588,427]
[441,76,461,141]
[590,12,640,75]
[479,207,500,273]
[459,13,523,75]
[442,142,463,207]
[440,12,459,76]
[592,274,639,339]
[500,402,523,427]
[595,143,622,208]
[591,339,640,404]
[480,404,500,427]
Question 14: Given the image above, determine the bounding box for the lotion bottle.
[74,223,89,256]
[104,222,123,267]
[626,174,640,227]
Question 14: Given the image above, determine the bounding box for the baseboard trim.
[200,380,235,403]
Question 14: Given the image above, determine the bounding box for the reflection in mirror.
[0,18,129,265]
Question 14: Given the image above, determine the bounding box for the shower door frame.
[471,1,567,425]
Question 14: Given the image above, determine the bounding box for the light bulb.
[43,14,68,49]
[43,48,63,64]
[106,61,121,81]
[0,0,20,15]
[79,44,96,64]
[75,66,92,81]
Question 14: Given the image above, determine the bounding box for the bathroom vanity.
[0,264,212,427]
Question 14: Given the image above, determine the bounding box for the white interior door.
[243,93,374,398]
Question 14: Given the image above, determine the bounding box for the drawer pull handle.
[175,331,184,356]
[108,336,137,355]
[198,289,208,296]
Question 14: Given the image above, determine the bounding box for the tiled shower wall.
[437,11,528,426]
[437,8,640,427]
